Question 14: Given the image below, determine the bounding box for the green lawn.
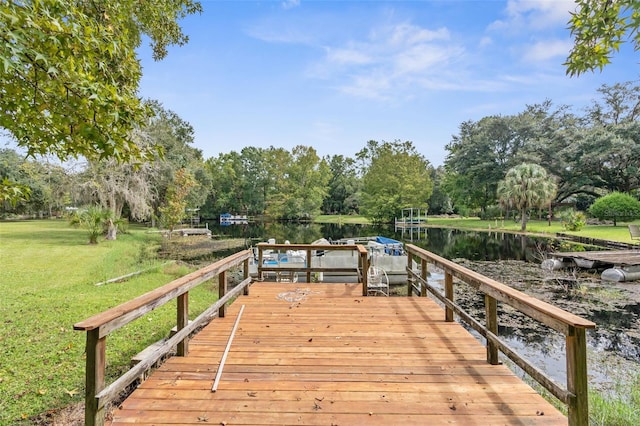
[0,220,216,424]
[314,214,372,224]
[315,214,640,244]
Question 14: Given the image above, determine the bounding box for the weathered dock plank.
[551,250,640,267]
[108,283,565,425]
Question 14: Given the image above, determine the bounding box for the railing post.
[407,252,414,297]
[85,329,105,426]
[306,248,312,283]
[420,258,427,297]
[361,247,369,296]
[243,258,250,295]
[567,326,589,426]
[485,295,499,365]
[257,245,263,281]
[177,293,189,356]
[219,271,227,318]
[444,271,454,322]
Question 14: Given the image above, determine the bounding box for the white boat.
[250,236,411,284]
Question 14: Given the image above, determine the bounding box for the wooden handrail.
[255,243,369,295]
[74,249,253,426]
[405,244,595,426]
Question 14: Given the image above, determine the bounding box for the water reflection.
[208,221,558,262]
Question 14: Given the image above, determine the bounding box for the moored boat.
[250,236,410,284]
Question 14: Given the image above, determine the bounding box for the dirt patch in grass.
[30,402,84,425]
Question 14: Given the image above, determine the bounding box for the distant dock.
[543,250,640,282]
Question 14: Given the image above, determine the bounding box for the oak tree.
[0,0,201,162]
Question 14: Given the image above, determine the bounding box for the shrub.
[559,209,587,231]
[480,205,503,220]
[588,192,640,226]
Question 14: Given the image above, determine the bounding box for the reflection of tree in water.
[410,228,556,262]
[450,259,640,365]
[588,305,640,360]
[452,281,562,358]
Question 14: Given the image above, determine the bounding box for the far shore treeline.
[3,81,640,230]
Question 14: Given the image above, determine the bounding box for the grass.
[314,214,371,224]
[0,220,219,424]
[589,372,640,425]
[315,214,640,244]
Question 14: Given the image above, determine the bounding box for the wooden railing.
[255,242,370,295]
[73,249,253,426]
[405,244,596,426]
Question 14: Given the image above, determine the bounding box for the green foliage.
[0,177,30,207]
[70,205,113,244]
[205,146,330,220]
[0,0,201,162]
[497,163,557,231]
[427,166,454,215]
[0,220,218,423]
[589,191,640,226]
[360,140,432,223]
[566,0,640,75]
[559,209,587,231]
[267,146,330,220]
[444,114,532,213]
[589,372,640,425]
[480,204,503,220]
[144,101,209,219]
[323,154,361,215]
[159,168,197,234]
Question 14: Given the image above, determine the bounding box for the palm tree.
[69,206,113,244]
[497,163,557,231]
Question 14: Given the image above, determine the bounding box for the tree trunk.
[520,208,527,231]
[106,219,118,240]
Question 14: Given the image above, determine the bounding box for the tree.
[588,191,640,226]
[70,205,113,244]
[0,149,32,210]
[0,0,201,162]
[322,155,361,215]
[159,168,196,237]
[444,115,527,214]
[267,146,330,220]
[360,140,433,223]
[427,166,453,215]
[0,178,30,208]
[565,0,640,75]
[80,151,155,239]
[497,163,557,231]
[143,101,209,223]
[585,81,640,125]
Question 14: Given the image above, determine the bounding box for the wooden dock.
[109,283,565,425]
[549,250,640,268]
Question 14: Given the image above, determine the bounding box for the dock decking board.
[109,283,565,425]
[551,249,640,267]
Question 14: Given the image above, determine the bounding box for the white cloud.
[479,36,493,48]
[281,0,300,10]
[315,22,464,100]
[393,44,459,75]
[489,0,573,32]
[379,23,450,46]
[326,46,372,65]
[339,72,393,101]
[523,39,573,62]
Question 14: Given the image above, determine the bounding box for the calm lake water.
[206,221,639,392]
[208,221,557,260]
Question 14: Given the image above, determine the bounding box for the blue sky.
[139,0,637,166]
